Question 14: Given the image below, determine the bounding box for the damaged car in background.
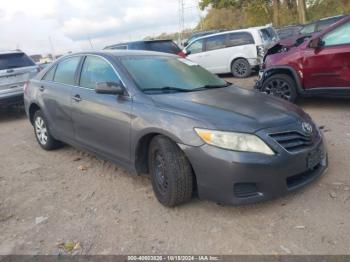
[255,16,350,102]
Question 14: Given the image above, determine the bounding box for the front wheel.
[149,135,194,207]
[261,74,298,103]
[33,110,62,150]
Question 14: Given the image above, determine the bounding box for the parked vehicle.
[104,40,184,56]
[255,16,350,102]
[24,51,327,207]
[276,25,303,40]
[183,30,223,47]
[0,51,38,106]
[183,26,279,78]
[279,15,347,45]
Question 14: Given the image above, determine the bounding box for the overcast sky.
[0,0,204,55]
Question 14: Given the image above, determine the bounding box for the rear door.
[71,55,132,163]
[40,56,81,140]
[302,21,350,89]
[0,52,38,96]
[200,34,229,73]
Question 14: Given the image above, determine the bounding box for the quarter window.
[187,39,204,54]
[42,65,56,81]
[205,34,226,51]
[323,22,350,46]
[80,56,120,90]
[54,57,81,85]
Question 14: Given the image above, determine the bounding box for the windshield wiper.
[143,86,194,94]
[194,82,231,90]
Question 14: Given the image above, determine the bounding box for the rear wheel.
[261,74,297,103]
[33,110,62,150]
[149,135,193,207]
[231,58,252,78]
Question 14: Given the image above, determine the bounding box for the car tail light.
[177,51,186,58]
[23,81,29,94]
[257,45,266,58]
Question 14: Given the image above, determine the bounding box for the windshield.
[120,56,228,93]
[259,28,278,42]
[0,53,35,70]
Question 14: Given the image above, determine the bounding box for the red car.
[255,16,350,102]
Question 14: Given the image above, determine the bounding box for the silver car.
[0,51,38,106]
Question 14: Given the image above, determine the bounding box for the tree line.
[145,0,348,41]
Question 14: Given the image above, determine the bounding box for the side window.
[226,32,255,47]
[323,22,350,46]
[187,39,204,55]
[300,23,316,34]
[205,34,226,51]
[42,65,56,81]
[112,45,127,50]
[54,57,81,85]
[80,56,120,90]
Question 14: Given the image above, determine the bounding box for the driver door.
[302,21,350,89]
[71,55,132,163]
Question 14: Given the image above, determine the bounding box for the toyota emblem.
[302,122,313,135]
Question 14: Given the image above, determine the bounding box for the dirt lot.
[1,75,350,255]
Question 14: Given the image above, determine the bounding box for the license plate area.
[307,145,323,170]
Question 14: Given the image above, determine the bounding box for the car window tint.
[226,32,254,47]
[80,56,120,90]
[323,22,350,46]
[206,34,226,51]
[145,41,181,54]
[42,65,56,81]
[187,39,204,54]
[54,57,81,85]
[0,53,35,70]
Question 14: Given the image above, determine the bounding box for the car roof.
[0,50,25,55]
[104,39,175,49]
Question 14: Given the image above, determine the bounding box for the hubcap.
[154,151,168,194]
[234,62,247,76]
[263,79,292,101]
[35,116,48,145]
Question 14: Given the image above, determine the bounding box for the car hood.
[150,86,309,133]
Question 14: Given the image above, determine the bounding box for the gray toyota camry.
[24,51,327,207]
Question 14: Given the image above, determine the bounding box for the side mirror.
[309,37,321,49]
[95,81,125,95]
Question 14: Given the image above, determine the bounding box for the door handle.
[39,86,45,92]
[72,94,82,102]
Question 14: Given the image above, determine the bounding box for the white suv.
[183,26,279,78]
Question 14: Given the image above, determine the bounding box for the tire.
[149,135,194,207]
[231,58,252,78]
[261,74,298,103]
[33,110,62,150]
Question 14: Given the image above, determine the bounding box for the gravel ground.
[0,75,349,255]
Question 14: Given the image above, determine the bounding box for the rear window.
[143,41,181,54]
[0,53,35,70]
[259,28,277,42]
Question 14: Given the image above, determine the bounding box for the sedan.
[24,51,327,207]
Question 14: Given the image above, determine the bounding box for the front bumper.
[181,132,327,205]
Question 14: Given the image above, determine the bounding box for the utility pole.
[48,36,55,60]
[178,0,185,45]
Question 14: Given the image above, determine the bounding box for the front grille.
[269,131,317,152]
[287,163,322,189]
[234,183,258,198]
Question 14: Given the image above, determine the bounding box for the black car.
[104,40,184,56]
[298,15,347,35]
[276,25,303,40]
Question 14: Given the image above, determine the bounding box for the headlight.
[195,128,275,155]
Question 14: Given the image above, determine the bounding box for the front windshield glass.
[120,56,228,93]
